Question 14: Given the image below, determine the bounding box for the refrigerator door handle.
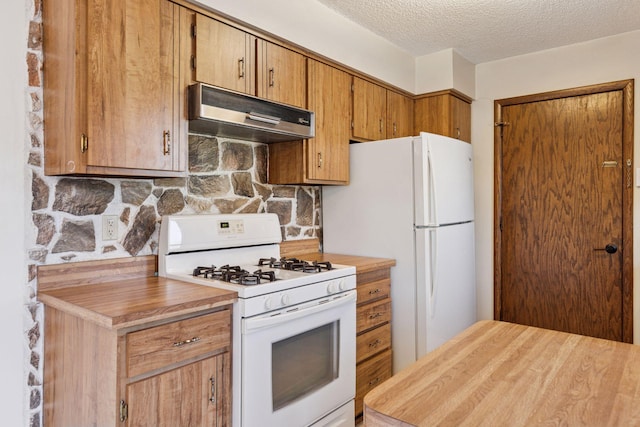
[429,228,437,318]
[427,145,438,226]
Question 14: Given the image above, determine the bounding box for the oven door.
[242,291,356,427]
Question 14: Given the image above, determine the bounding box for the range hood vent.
[188,83,315,143]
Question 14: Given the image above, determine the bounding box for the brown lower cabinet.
[43,305,232,426]
[38,257,236,427]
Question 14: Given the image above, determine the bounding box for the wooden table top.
[363,320,640,426]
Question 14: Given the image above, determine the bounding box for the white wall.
[414,49,476,98]
[472,30,640,343]
[193,0,416,92]
[1,0,28,425]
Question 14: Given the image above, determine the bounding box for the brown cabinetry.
[352,77,414,142]
[352,76,387,141]
[354,267,393,418]
[414,89,472,142]
[43,0,186,177]
[192,13,256,94]
[257,40,307,109]
[386,90,414,138]
[38,257,236,427]
[268,60,351,185]
[42,305,232,426]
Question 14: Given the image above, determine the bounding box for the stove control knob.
[338,280,346,291]
[327,282,337,294]
[264,297,273,311]
[281,294,290,306]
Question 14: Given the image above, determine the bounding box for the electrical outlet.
[102,215,118,241]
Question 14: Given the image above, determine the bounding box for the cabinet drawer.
[355,349,392,416]
[357,278,390,305]
[357,323,391,363]
[127,309,231,378]
[357,298,391,333]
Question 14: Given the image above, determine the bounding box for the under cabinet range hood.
[188,83,315,143]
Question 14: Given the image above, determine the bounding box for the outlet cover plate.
[102,215,118,241]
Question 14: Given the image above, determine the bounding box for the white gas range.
[158,213,357,427]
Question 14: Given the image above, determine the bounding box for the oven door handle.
[243,291,356,332]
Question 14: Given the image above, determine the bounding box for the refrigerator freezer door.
[416,132,474,226]
[415,222,476,357]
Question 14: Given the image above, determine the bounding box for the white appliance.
[323,132,477,373]
[158,213,356,427]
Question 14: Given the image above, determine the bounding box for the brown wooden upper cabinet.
[386,90,414,139]
[193,14,256,95]
[43,0,185,177]
[352,77,414,142]
[268,59,351,185]
[257,41,307,109]
[414,89,472,143]
[352,77,387,141]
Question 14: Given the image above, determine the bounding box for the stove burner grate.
[258,257,333,273]
[193,265,277,285]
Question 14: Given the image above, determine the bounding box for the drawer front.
[357,298,391,333]
[127,309,231,378]
[357,278,390,305]
[355,349,392,416]
[357,323,391,363]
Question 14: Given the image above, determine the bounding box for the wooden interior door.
[495,80,634,342]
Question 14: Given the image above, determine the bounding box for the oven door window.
[272,321,338,410]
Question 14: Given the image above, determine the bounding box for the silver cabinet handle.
[209,377,216,404]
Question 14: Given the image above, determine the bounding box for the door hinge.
[191,55,196,70]
[191,23,196,38]
[119,400,128,422]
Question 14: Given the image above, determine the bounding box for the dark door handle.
[594,244,618,254]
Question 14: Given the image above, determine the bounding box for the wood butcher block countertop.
[37,255,237,330]
[363,320,640,427]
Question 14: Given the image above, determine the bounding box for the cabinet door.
[387,91,414,138]
[194,14,255,94]
[87,0,179,171]
[352,77,386,141]
[257,40,307,108]
[307,60,351,183]
[450,95,471,142]
[414,91,471,143]
[127,353,229,426]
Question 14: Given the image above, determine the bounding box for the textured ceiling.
[314,0,640,64]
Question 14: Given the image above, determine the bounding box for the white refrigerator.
[322,132,476,373]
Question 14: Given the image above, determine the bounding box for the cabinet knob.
[317,152,323,168]
[269,67,275,87]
